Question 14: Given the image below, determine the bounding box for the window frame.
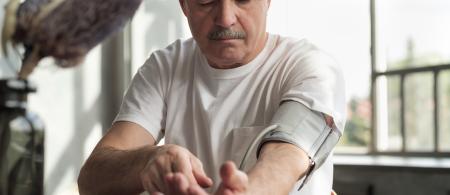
[369,0,450,157]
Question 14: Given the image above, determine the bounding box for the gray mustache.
[208,29,246,40]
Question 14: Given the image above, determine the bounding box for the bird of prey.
[2,0,143,79]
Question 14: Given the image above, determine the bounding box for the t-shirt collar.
[198,33,276,79]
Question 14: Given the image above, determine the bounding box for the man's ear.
[179,0,189,16]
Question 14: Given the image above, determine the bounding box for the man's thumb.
[220,161,248,191]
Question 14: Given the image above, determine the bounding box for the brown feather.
[6,0,143,78]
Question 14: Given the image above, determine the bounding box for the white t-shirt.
[115,34,346,194]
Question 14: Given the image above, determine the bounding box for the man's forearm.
[247,142,310,194]
[78,145,155,195]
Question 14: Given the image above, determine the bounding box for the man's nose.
[214,1,237,28]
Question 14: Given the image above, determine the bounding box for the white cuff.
[256,101,340,190]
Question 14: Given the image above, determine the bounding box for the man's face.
[180,0,270,68]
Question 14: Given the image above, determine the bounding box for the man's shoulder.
[270,33,320,56]
[153,38,197,58]
[142,38,197,71]
[269,33,334,66]
[268,33,341,77]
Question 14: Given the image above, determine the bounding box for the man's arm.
[246,141,310,194]
[77,121,212,195]
[168,142,309,195]
[78,121,157,195]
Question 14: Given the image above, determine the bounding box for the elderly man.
[78,0,345,194]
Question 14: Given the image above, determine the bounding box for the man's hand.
[140,144,213,194]
[165,161,249,195]
[214,161,249,195]
[163,142,309,195]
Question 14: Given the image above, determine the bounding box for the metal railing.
[369,0,450,156]
[373,64,450,154]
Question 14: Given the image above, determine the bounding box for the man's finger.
[220,161,248,191]
[174,173,190,193]
[141,171,160,193]
[142,178,160,194]
[149,165,166,192]
[165,173,177,194]
[221,188,234,195]
[190,156,213,187]
[166,172,190,194]
[174,156,198,186]
[187,185,210,195]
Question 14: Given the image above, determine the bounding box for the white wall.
[130,0,190,74]
[27,48,103,195]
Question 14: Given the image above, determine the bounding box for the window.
[270,0,450,156]
[372,0,450,155]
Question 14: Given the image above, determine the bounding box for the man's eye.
[198,0,214,5]
[236,0,250,3]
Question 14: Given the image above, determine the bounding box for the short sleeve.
[281,49,346,135]
[113,55,167,143]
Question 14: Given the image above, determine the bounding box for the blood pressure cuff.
[256,101,341,190]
